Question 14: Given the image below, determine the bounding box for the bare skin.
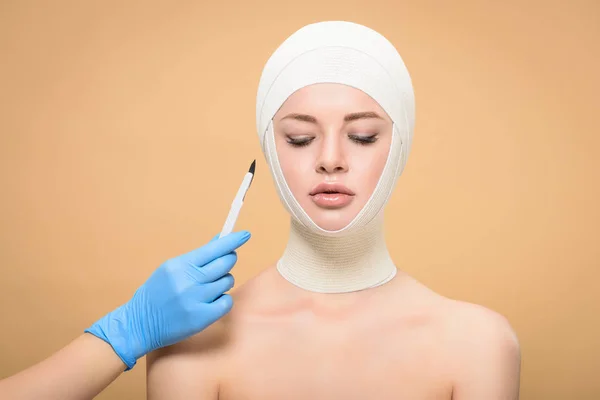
[146,83,520,399]
[0,334,126,400]
[147,265,521,399]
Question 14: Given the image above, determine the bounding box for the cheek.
[350,140,391,195]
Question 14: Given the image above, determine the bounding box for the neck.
[276,212,397,293]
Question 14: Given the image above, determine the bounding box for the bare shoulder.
[146,311,232,399]
[396,275,519,347]
[441,299,520,355]
[437,298,521,398]
[379,275,521,397]
[146,266,277,399]
[393,276,518,340]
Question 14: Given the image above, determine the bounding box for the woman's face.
[273,83,393,231]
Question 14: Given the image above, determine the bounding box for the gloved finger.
[182,230,250,267]
[210,293,234,315]
[209,234,220,242]
[195,294,234,328]
[188,252,237,284]
[200,273,235,303]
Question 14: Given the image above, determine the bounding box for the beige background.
[1,1,599,399]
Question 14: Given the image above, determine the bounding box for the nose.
[315,133,348,174]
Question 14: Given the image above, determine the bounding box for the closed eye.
[349,134,378,145]
[286,136,314,147]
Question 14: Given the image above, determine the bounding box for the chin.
[307,207,360,232]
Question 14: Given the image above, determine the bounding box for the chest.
[218,318,452,400]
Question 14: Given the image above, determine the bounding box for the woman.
[147,21,521,399]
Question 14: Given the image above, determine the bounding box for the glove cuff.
[85,305,138,371]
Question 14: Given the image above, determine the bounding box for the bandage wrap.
[256,21,415,292]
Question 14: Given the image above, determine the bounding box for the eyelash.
[286,135,379,147]
[349,134,379,146]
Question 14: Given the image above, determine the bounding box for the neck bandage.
[256,21,415,293]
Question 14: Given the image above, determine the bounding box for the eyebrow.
[344,111,383,122]
[281,111,383,123]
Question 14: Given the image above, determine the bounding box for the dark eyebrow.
[280,111,383,124]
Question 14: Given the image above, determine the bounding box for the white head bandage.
[255,21,415,292]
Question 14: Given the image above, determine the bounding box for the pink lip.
[309,182,355,196]
[309,182,355,209]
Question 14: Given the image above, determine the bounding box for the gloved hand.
[85,230,251,370]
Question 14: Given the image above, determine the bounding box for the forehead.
[274,83,391,122]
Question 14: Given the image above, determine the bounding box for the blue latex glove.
[85,230,251,370]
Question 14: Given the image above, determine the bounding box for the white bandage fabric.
[256,21,415,293]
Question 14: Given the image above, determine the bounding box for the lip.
[309,182,355,209]
[309,182,355,196]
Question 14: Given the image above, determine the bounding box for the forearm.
[0,232,249,400]
[0,333,126,400]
